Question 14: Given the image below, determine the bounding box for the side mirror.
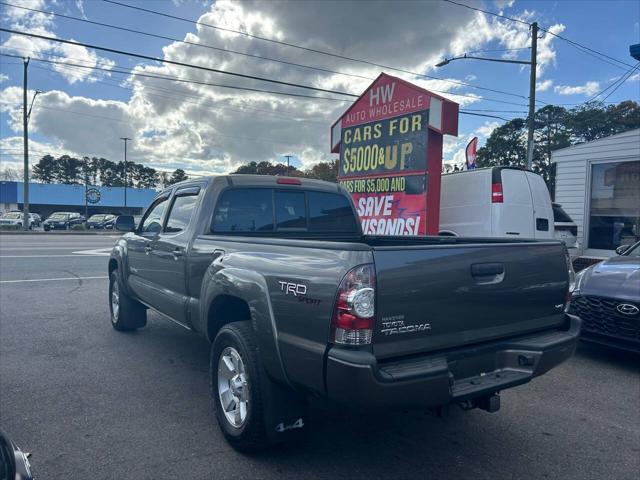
[615,245,628,255]
[115,215,136,232]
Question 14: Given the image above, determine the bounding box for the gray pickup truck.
[109,174,580,451]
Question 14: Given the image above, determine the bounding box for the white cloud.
[628,73,640,82]
[0,2,115,84]
[2,0,553,175]
[476,121,500,138]
[536,79,553,92]
[75,1,87,20]
[444,120,500,167]
[554,81,601,96]
[0,74,8,83]
[447,9,563,78]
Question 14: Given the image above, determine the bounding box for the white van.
[439,167,554,239]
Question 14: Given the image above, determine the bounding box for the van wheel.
[212,322,270,452]
[109,270,146,331]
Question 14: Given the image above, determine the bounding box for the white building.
[552,128,640,259]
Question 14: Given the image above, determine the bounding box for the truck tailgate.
[372,242,568,359]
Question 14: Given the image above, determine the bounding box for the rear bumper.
[325,314,580,410]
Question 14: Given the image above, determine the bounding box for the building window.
[588,160,640,250]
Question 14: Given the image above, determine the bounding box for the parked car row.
[43,212,86,231]
[0,211,132,231]
[87,214,117,229]
[0,211,39,229]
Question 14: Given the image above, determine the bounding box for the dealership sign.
[331,73,459,235]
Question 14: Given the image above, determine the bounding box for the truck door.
[126,195,170,307]
[150,186,201,326]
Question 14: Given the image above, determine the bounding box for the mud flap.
[260,373,308,445]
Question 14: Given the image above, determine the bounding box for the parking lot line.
[0,276,108,284]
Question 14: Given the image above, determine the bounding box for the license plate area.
[448,352,497,380]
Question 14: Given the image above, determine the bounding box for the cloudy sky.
[1,0,639,177]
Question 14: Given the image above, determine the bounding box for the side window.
[308,191,359,232]
[164,191,199,233]
[275,191,306,230]
[213,188,274,232]
[140,197,169,234]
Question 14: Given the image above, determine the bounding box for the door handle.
[471,263,505,285]
[172,247,184,260]
[144,245,153,254]
[471,263,504,277]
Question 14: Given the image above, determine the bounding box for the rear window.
[275,191,306,230]
[213,189,274,232]
[212,188,358,234]
[308,191,359,232]
[552,204,573,223]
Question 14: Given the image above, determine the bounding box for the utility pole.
[120,137,130,210]
[435,21,539,170]
[84,158,89,225]
[22,57,29,231]
[284,155,293,172]
[526,22,538,170]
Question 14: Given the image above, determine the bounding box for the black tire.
[109,270,146,331]
[211,322,270,452]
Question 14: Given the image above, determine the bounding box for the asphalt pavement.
[0,234,639,479]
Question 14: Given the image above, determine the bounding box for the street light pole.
[436,21,538,170]
[119,137,130,210]
[22,57,29,231]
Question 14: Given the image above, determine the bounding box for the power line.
[539,27,635,70]
[0,1,371,82]
[440,0,634,70]
[466,47,530,54]
[459,111,513,121]
[463,108,528,113]
[440,0,531,25]
[27,59,331,123]
[598,64,640,103]
[100,0,532,101]
[0,49,533,108]
[0,51,351,103]
[0,27,360,99]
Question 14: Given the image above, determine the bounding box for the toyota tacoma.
[109,175,580,451]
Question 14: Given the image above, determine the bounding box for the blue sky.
[1,0,638,175]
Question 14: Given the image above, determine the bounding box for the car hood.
[577,256,640,302]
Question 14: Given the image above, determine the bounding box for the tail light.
[564,248,576,312]
[491,183,504,203]
[330,264,375,345]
